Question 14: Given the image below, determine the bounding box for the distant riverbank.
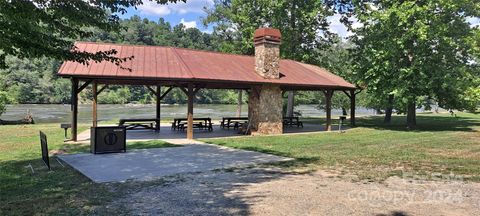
[2,104,377,123]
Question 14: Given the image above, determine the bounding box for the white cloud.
[467,17,479,28]
[180,18,197,29]
[202,29,213,34]
[327,14,362,39]
[138,0,214,16]
[327,14,346,36]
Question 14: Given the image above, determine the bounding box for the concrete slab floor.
[73,123,347,144]
[58,144,292,183]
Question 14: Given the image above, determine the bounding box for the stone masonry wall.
[254,43,280,79]
[248,84,283,135]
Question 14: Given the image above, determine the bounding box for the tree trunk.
[0,118,34,125]
[384,94,394,124]
[406,100,416,129]
[341,107,347,116]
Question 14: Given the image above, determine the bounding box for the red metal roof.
[58,42,355,90]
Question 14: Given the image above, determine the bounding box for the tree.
[0,0,181,69]
[350,0,479,128]
[204,0,334,116]
[0,91,10,117]
[204,0,333,61]
[0,56,69,104]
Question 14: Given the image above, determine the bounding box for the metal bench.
[173,118,213,132]
[220,117,249,129]
[283,116,303,128]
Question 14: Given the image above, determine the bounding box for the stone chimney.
[248,28,283,136]
[254,28,281,79]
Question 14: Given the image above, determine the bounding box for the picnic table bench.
[220,117,249,130]
[283,116,303,128]
[119,118,158,130]
[172,118,213,131]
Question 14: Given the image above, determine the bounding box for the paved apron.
[59,144,292,183]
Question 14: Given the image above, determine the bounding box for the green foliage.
[0,91,10,117]
[460,77,480,112]
[88,16,218,51]
[0,56,69,104]
[349,0,480,125]
[0,0,181,69]
[204,0,334,62]
[98,87,132,104]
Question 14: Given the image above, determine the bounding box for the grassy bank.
[202,112,480,181]
[0,123,174,215]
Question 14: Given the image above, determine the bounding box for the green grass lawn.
[1,112,479,214]
[0,123,175,215]
[202,112,480,181]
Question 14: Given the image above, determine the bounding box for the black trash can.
[91,126,126,154]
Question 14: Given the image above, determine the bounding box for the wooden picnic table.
[283,116,303,128]
[172,117,213,131]
[220,117,249,130]
[119,118,158,130]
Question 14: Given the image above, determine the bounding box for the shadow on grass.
[0,158,122,215]
[57,140,180,155]
[127,140,180,149]
[356,115,480,132]
[212,141,321,169]
[0,150,311,215]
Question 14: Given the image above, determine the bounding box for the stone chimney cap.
[254,28,281,43]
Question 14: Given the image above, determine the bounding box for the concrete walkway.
[59,144,292,183]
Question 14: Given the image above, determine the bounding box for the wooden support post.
[71,78,79,141]
[350,89,356,127]
[325,90,333,131]
[92,81,98,127]
[236,90,242,117]
[156,85,161,131]
[287,91,295,117]
[187,84,194,139]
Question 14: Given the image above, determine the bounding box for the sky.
[120,0,479,38]
[119,0,216,33]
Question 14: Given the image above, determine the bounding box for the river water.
[2,104,377,123]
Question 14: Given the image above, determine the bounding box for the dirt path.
[111,168,480,215]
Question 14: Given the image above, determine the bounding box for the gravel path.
[111,168,480,216]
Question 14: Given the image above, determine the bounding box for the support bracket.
[97,85,109,95]
[76,80,92,94]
